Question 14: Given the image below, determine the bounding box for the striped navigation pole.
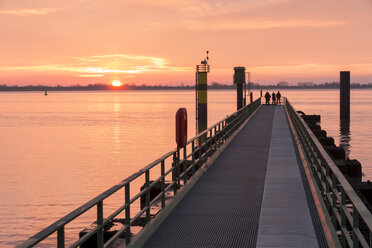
[196,51,210,136]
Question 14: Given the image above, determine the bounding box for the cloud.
[131,0,344,31]
[0,8,58,16]
[133,0,291,16]
[185,19,345,30]
[180,0,292,17]
[248,62,372,75]
[76,74,104,77]
[0,54,192,76]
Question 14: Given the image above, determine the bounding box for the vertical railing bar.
[353,206,360,248]
[57,227,65,248]
[220,122,224,142]
[213,126,217,151]
[215,125,218,147]
[198,136,202,165]
[161,160,165,209]
[325,163,332,213]
[183,146,187,184]
[125,184,130,244]
[172,152,177,195]
[97,201,104,248]
[145,169,150,224]
[219,123,222,146]
[320,158,326,193]
[177,148,181,189]
[331,173,338,228]
[341,188,347,248]
[218,123,221,147]
[209,129,212,152]
[191,141,195,176]
[223,120,225,138]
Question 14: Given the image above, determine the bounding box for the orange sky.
[1,0,372,86]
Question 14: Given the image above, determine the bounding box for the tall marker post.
[340,71,350,120]
[196,51,210,136]
[234,67,246,110]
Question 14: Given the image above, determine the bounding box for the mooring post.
[340,71,350,120]
[234,67,246,110]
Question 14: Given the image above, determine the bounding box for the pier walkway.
[142,105,322,247]
[19,99,372,248]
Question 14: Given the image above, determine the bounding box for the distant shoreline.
[1,82,372,91]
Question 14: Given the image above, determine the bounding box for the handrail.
[18,98,261,248]
[286,99,372,247]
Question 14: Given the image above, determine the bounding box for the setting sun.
[112,80,121,87]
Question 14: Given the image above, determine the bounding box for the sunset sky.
[1,0,372,86]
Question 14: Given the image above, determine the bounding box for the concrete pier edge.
[284,104,340,247]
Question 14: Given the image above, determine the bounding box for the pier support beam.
[340,71,350,120]
[234,67,246,110]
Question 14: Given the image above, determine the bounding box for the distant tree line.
[1,81,372,91]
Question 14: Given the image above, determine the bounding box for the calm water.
[0,89,371,246]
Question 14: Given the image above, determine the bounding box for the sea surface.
[0,89,371,246]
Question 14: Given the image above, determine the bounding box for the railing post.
[325,165,332,214]
[177,148,181,189]
[161,160,165,208]
[218,123,223,146]
[224,120,227,140]
[209,129,212,152]
[183,146,187,184]
[352,206,360,248]
[221,122,225,142]
[315,154,321,174]
[331,174,338,227]
[218,123,221,147]
[145,169,150,224]
[213,126,217,151]
[215,125,219,148]
[172,152,178,195]
[341,188,347,248]
[97,201,104,248]
[320,158,327,193]
[191,141,195,175]
[125,184,131,244]
[57,227,65,248]
[198,136,202,164]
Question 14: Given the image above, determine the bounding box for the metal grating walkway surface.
[143,106,275,247]
[142,105,323,247]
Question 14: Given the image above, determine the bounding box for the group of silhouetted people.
[264,91,281,105]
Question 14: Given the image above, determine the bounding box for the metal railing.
[18,98,261,248]
[286,99,372,248]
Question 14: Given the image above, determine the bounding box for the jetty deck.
[18,99,372,248]
[142,105,322,247]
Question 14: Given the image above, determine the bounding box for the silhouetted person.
[272,92,276,104]
[276,91,281,104]
[265,92,271,105]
